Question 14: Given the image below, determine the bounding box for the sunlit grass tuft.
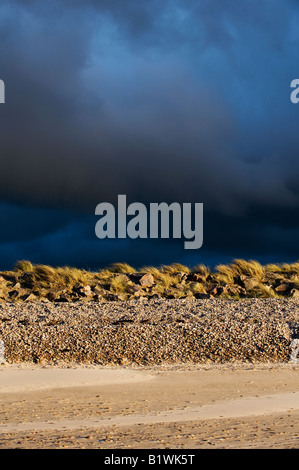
[107,263,136,274]
[160,263,190,274]
[14,260,34,272]
[229,259,264,280]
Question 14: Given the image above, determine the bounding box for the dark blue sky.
[0,0,299,270]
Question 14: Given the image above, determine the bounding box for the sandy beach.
[0,362,298,448]
[0,298,298,449]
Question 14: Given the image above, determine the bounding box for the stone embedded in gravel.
[0,298,297,365]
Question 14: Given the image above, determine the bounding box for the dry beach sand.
[0,298,298,449]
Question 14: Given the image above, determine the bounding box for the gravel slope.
[0,298,298,364]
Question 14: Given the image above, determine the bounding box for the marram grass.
[0,258,297,302]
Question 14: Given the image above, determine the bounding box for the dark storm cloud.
[0,0,299,268]
[0,0,238,212]
[1,0,298,211]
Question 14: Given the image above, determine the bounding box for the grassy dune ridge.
[0,259,299,302]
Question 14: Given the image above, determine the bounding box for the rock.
[290,288,299,298]
[47,291,58,301]
[226,285,245,296]
[104,293,118,301]
[128,285,144,298]
[92,285,107,295]
[207,284,218,295]
[129,284,143,293]
[73,284,92,296]
[149,293,161,299]
[215,286,225,295]
[163,286,188,299]
[80,285,92,296]
[127,273,143,283]
[242,278,260,291]
[187,273,206,283]
[117,293,130,301]
[0,289,7,300]
[47,289,66,301]
[207,285,229,297]
[9,290,20,300]
[133,290,143,298]
[193,292,210,299]
[56,294,71,302]
[275,283,293,293]
[139,274,155,288]
[92,294,105,302]
[24,293,37,302]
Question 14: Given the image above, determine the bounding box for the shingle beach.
[0,298,298,365]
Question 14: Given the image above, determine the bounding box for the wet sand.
[0,362,298,448]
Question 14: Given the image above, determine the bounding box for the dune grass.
[1,258,297,301]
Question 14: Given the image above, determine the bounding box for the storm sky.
[0,0,299,270]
